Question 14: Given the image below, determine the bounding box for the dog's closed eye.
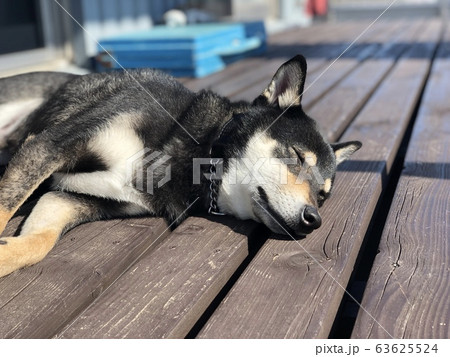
[292,146,305,165]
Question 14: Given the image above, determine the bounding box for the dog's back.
[0,70,197,159]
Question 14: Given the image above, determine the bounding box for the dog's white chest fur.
[52,114,148,211]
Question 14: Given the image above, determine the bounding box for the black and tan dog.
[0,55,361,277]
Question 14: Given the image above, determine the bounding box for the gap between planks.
[57,216,261,338]
[352,23,449,339]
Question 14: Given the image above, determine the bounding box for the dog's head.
[215,55,361,236]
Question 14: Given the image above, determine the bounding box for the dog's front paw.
[0,237,26,277]
[0,234,51,278]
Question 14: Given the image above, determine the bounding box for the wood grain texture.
[184,57,269,93]
[213,58,286,98]
[299,21,410,110]
[309,20,425,142]
[0,20,445,340]
[197,22,441,339]
[0,215,168,338]
[207,21,377,101]
[229,20,404,104]
[352,36,450,338]
[58,216,259,338]
[182,21,351,93]
[52,22,388,339]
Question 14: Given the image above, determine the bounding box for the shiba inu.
[0,55,361,277]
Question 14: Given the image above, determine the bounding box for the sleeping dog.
[0,55,361,277]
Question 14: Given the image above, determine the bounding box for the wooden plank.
[212,58,289,98]
[197,21,442,339]
[300,21,411,110]
[184,57,272,93]
[57,216,260,338]
[182,23,337,93]
[229,58,356,104]
[309,60,391,139]
[0,21,371,339]
[229,20,405,104]
[220,56,329,101]
[190,22,376,99]
[308,20,426,141]
[211,23,363,99]
[55,23,382,339]
[267,22,353,46]
[268,21,372,50]
[352,29,449,339]
[183,21,369,93]
[0,212,168,338]
[300,20,415,111]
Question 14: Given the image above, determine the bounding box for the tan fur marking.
[0,193,81,277]
[0,230,59,277]
[23,134,36,144]
[262,81,276,103]
[282,170,313,204]
[278,88,300,108]
[323,178,332,193]
[304,151,317,167]
[0,208,13,235]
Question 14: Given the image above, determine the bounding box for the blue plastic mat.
[96,22,266,77]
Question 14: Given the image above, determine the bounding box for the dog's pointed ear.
[331,141,362,165]
[253,55,307,109]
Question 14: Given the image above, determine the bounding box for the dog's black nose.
[301,206,322,230]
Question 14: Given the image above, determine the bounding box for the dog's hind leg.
[0,191,144,277]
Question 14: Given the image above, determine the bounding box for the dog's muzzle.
[254,187,322,237]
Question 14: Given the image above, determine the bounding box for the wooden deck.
[0,19,448,339]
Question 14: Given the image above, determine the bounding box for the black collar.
[206,116,237,215]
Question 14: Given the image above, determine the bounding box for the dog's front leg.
[0,135,65,234]
[0,191,106,277]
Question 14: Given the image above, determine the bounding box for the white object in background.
[163,9,187,27]
[280,0,312,26]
